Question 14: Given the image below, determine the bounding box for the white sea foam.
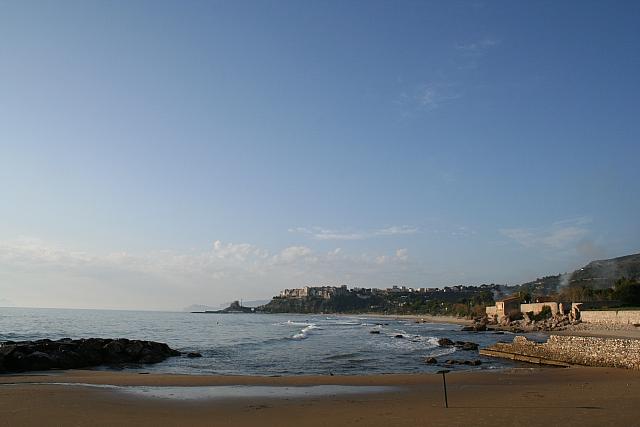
[291,324,318,340]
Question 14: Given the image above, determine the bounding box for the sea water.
[0,308,521,375]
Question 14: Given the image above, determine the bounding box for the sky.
[1,0,639,310]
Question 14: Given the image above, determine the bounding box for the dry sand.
[1,367,639,426]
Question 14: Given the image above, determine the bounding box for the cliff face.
[258,294,374,314]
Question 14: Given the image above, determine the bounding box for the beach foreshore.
[1,367,639,426]
[348,313,474,325]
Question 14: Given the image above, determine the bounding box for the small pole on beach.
[436,369,450,408]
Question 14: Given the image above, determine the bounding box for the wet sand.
[1,367,639,426]
[356,313,474,325]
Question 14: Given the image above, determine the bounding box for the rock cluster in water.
[0,338,181,373]
[437,338,479,351]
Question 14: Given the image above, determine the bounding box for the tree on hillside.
[613,277,640,306]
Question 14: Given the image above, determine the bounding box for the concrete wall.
[520,302,559,316]
[483,335,640,370]
[580,310,640,325]
[486,306,497,316]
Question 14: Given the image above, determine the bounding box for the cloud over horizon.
[288,225,419,241]
[500,217,592,251]
[0,237,413,310]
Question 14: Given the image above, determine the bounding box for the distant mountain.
[233,299,270,308]
[183,304,218,313]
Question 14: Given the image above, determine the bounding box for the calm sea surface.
[0,308,523,375]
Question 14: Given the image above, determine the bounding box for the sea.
[0,307,525,375]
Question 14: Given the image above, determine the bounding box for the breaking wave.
[291,324,318,340]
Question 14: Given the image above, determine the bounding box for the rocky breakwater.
[423,338,482,366]
[480,335,640,370]
[0,338,181,373]
[482,312,579,333]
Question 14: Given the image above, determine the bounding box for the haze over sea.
[1,308,520,375]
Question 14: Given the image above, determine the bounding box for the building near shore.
[487,298,570,320]
[485,295,521,318]
[279,285,349,300]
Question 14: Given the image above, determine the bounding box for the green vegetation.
[613,277,640,306]
[259,289,494,317]
[530,305,552,321]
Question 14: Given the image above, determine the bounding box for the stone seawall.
[520,302,560,316]
[480,335,640,370]
[580,310,640,325]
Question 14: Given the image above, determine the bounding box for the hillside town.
[263,252,640,321]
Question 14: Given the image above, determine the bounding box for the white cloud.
[455,37,500,54]
[401,82,463,111]
[289,225,418,241]
[375,226,419,236]
[211,240,268,262]
[0,237,415,310]
[272,246,313,263]
[500,218,591,250]
[395,248,409,261]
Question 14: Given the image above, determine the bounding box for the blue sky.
[1,1,639,310]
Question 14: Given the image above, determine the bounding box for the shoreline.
[2,367,639,426]
[342,312,474,326]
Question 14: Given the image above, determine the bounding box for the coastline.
[350,313,474,326]
[2,367,639,426]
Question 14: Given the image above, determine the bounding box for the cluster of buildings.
[279,285,350,300]
[278,284,492,300]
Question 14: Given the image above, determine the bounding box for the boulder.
[424,357,438,364]
[370,330,381,334]
[394,334,404,339]
[186,352,203,358]
[438,338,454,347]
[474,323,487,332]
[460,342,479,351]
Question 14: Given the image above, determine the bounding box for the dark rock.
[22,351,54,371]
[424,357,438,364]
[394,334,404,339]
[474,323,487,332]
[460,342,479,351]
[370,330,381,334]
[0,338,180,373]
[186,352,203,358]
[438,338,454,347]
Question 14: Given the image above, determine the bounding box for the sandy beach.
[1,367,639,426]
[356,313,474,326]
